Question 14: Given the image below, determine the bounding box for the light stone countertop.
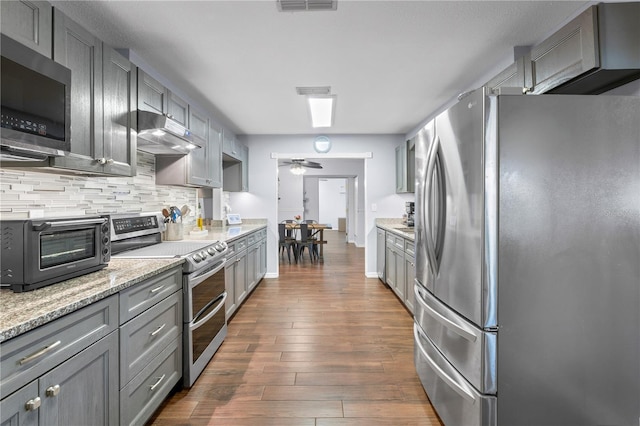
[375,218,416,241]
[0,258,184,343]
[0,221,269,343]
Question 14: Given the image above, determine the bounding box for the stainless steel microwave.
[0,216,111,292]
[1,34,71,161]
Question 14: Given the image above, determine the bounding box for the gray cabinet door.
[167,92,189,127]
[528,6,598,94]
[484,56,528,94]
[224,255,237,319]
[51,10,135,176]
[376,228,386,281]
[246,243,259,292]
[187,107,211,186]
[138,69,167,114]
[240,144,249,192]
[404,253,415,314]
[0,381,39,426]
[209,122,223,188]
[52,8,103,173]
[234,251,248,306]
[1,0,52,57]
[395,144,406,193]
[102,45,136,176]
[385,241,396,289]
[39,331,119,426]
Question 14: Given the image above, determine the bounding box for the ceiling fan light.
[307,95,335,128]
[290,163,306,175]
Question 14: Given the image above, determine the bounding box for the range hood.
[136,110,201,155]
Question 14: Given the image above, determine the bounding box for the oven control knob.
[200,251,208,259]
[207,247,216,256]
[192,253,202,263]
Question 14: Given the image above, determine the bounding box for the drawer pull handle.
[150,285,165,294]
[19,341,61,365]
[46,385,61,397]
[149,374,166,391]
[150,323,166,337]
[25,397,41,411]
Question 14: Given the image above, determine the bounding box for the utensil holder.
[165,223,184,241]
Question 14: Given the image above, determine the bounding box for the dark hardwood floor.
[150,230,443,425]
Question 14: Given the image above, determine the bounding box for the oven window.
[40,228,95,269]
[192,266,226,317]
[192,295,226,361]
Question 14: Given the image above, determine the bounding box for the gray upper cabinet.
[396,139,415,193]
[51,9,135,176]
[529,3,640,94]
[138,69,167,114]
[156,106,223,188]
[223,132,248,192]
[167,92,189,127]
[209,121,223,188]
[137,68,189,126]
[1,0,52,57]
[485,55,529,94]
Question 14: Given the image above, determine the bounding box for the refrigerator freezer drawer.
[414,284,497,394]
[414,324,496,426]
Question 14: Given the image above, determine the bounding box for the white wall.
[318,178,346,229]
[231,134,411,278]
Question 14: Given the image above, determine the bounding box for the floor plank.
[149,230,443,425]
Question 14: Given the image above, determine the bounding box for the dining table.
[285,222,332,263]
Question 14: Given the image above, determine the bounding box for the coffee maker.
[405,201,415,227]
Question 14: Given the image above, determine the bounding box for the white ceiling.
[51,0,590,136]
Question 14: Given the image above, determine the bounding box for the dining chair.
[303,219,320,258]
[281,219,297,239]
[296,223,318,262]
[278,223,297,263]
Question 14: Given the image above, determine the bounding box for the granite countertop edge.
[375,218,416,240]
[0,258,184,343]
[0,221,270,342]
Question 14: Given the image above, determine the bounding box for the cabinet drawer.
[119,267,182,324]
[405,240,415,256]
[227,237,247,255]
[120,336,182,426]
[120,292,182,386]
[1,295,118,398]
[247,232,258,246]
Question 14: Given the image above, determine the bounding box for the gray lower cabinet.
[224,229,267,319]
[404,241,415,314]
[0,267,184,426]
[118,267,182,426]
[0,296,119,426]
[381,228,415,314]
[376,227,386,282]
[0,0,52,57]
[51,9,136,176]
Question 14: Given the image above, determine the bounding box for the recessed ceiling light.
[307,95,336,128]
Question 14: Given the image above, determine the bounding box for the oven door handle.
[33,217,108,231]
[192,292,227,329]
[190,259,227,283]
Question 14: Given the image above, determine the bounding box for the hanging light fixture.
[290,163,306,175]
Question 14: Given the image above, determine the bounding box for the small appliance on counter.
[0,215,111,292]
[405,202,415,227]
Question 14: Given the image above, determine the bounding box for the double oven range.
[110,213,228,387]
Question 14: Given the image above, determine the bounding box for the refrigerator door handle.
[414,325,476,403]
[415,285,478,342]
[424,134,440,276]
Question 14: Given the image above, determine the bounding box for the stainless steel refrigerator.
[413,88,640,426]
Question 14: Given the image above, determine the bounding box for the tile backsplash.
[0,152,197,220]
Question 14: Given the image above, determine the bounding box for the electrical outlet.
[371,203,377,212]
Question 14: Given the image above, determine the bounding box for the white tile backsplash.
[0,152,197,220]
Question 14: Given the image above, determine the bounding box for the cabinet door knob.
[25,397,41,411]
[46,384,61,397]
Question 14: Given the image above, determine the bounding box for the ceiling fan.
[280,158,323,175]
